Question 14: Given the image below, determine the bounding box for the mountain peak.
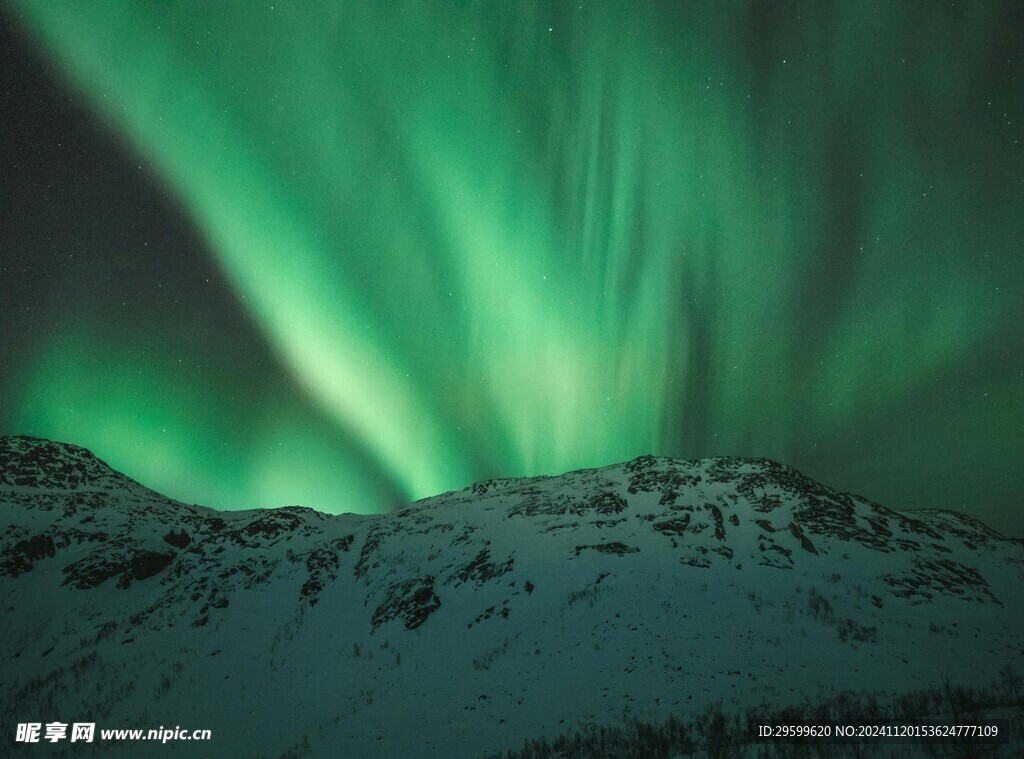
[0,435,128,491]
[1,438,1020,757]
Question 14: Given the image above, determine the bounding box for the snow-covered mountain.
[1,435,1021,757]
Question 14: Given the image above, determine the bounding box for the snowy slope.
[1,436,1022,757]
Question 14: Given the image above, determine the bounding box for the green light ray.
[13,327,395,513]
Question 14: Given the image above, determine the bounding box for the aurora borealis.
[1,2,1021,533]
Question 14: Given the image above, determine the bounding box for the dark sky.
[1,2,1022,535]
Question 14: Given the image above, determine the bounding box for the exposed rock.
[163,529,191,549]
[574,542,639,557]
[372,577,441,630]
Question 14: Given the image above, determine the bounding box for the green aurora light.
[2,2,1021,531]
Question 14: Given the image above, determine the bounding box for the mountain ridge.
[1,436,1021,757]
[1,435,1013,543]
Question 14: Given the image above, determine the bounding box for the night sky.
[1,2,1021,534]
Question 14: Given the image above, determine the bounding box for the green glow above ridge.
[13,327,398,512]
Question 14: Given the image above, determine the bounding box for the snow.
[1,436,1021,757]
